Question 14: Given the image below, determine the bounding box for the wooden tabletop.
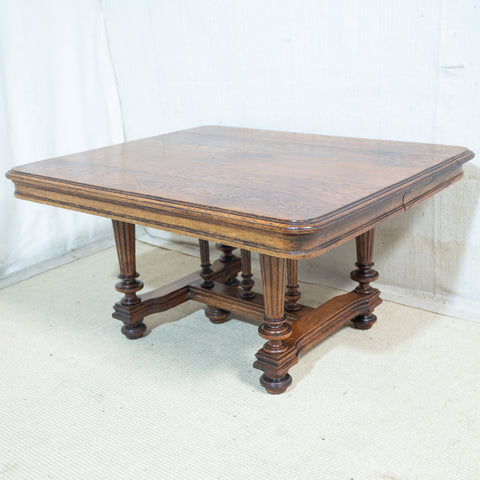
[6,126,474,258]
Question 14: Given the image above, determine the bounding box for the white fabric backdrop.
[102,0,480,320]
[1,0,479,319]
[0,0,123,278]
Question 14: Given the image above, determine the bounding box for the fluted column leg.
[112,220,146,339]
[285,259,301,311]
[215,244,239,286]
[254,254,294,394]
[202,240,231,323]
[240,249,255,299]
[350,229,379,329]
[199,239,214,289]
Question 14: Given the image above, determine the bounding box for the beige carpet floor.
[1,243,479,479]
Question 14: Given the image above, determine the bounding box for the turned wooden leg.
[203,241,232,323]
[205,305,230,323]
[255,254,293,394]
[240,249,255,299]
[112,220,146,339]
[199,239,214,289]
[350,229,379,330]
[216,244,239,286]
[285,259,301,311]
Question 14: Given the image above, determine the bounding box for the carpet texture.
[1,243,479,479]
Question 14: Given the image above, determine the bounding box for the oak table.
[6,126,474,394]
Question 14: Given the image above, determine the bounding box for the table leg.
[199,239,214,289]
[285,259,301,311]
[350,229,380,329]
[255,254,293,394]
[240,249,255,299]
[201,240,231,323]
[112,220,146,339]
[216,244,239,286]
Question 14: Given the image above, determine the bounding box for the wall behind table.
[2,1,478,321]
[0,0,124,281]
[103,0,480,320]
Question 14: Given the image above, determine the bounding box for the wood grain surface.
[6,126,474,258]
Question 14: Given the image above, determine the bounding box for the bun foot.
[260,374,292,394]
[205,306,231,324]
[285,302,302,312]
[121,321,147,339]
[225,276,239,287]
[352,313,377,330]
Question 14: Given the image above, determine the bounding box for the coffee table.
[6,126,474,394]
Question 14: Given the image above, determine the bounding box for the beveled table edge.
[5,148,473,232]
[6,153,471,259]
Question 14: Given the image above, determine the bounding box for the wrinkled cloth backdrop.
[1,0,479,320]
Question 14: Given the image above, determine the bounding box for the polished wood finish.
[6,126,474,394]
[350,229,379,329]
[216,243,235,263]
[215,244,238,286]
[203,243,239,322]
[198,257,242,286]
[113,262,242,325]
[286,289,382,355]
[6,126,474,259]
[240,249,255,299]
[188,281,310,323]
[199,239,214,289]
[254,254,293,394]
[285,259,301,311]
[204,306,231,324]
[112,220,146,339]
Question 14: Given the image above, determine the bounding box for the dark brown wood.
[350,229,380,329]
[253,254,294,394]
[252,290,382,389]
[215,244,238,286]
[285,259,301,311]
[198,258,242,286]
[240,249,255,299]
[204,306,231,323]
[199,239,214,289]
[286,290,382,355]
[189,280,310,323]
[113,273,194,324]
[216,243,235,263]
[6,126,474,395]
[203,243,238,322]
[6,126,473,259]
[112,220,146,339]
[113,261,247,325]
